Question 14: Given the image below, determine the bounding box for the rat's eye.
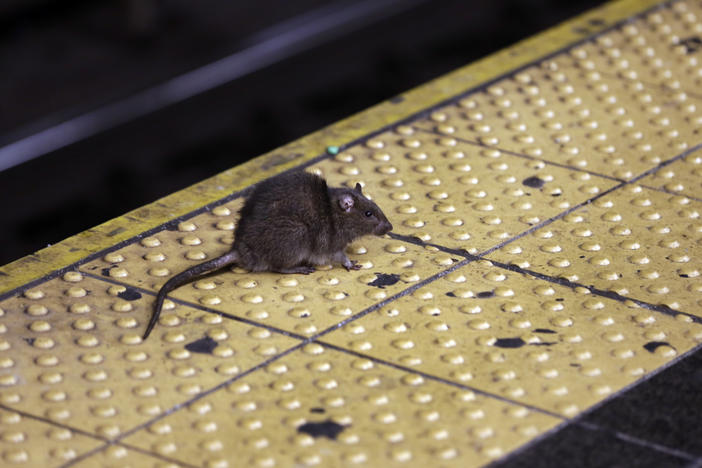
[364,210,373,217]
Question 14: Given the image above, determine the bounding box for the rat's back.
[232,171,333,271]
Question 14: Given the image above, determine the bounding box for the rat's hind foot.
[277,266,316,275]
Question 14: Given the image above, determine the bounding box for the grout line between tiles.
[413,126,628,183]
[640,182,702,203]
[315,340,566,419]
[0,403,110,444]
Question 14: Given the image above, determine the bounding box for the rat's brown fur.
[143,171,392,339]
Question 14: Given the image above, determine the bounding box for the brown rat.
[143,170,393,339]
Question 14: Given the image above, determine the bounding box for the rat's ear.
[338,194,354,212]
[354,183,363,194]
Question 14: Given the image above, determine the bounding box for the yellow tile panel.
[415,59,702,180]
[0,408,103,467]
[488,184,702,314]
[320,261,702,417]
[311,127,618,254]
[121,345,561,467]
[0,274,299,439]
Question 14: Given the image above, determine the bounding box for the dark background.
[0,0,604,266]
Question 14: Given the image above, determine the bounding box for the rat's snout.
[376,220,393,235]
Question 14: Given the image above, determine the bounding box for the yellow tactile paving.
[4,1,702,467]
[312,128,619,254]
[562,2,702,94]
[416,61,700,181]
[120,345,561,467]
[487,184,702,314]
[0,408,103,466]
[320,260,702,417]
[0,274,299,439]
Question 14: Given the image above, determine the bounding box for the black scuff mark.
[680,36,702,54]
[643,341,674,354]
[534,328,557,334]
[522,176,545,188]
[185,336,218,354]
[494,337,526,348]
[476,290,495,298]
[107,227,126,237]
[494,337,557,348]
[297,420,347,440]
[23,337,36,346]
[679,273,690,278]
[117,288,142,301]
[368,273,400,289]
[310,408,325,414]
[446,292,456,297]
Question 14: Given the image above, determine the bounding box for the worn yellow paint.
[0,0,663,296]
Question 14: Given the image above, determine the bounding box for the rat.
[143,170,393,339]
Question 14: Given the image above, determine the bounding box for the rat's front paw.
[343,260,362,271]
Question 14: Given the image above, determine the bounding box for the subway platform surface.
[1,0,702,466]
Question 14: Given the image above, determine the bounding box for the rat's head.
[333,183,393,238]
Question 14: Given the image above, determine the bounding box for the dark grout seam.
[0,402,111,444]
[315,340,566,419]
[0,0,674,305]
[640,182,702,204]
[414,126,629,184]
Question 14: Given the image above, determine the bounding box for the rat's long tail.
[143,251,239,340]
